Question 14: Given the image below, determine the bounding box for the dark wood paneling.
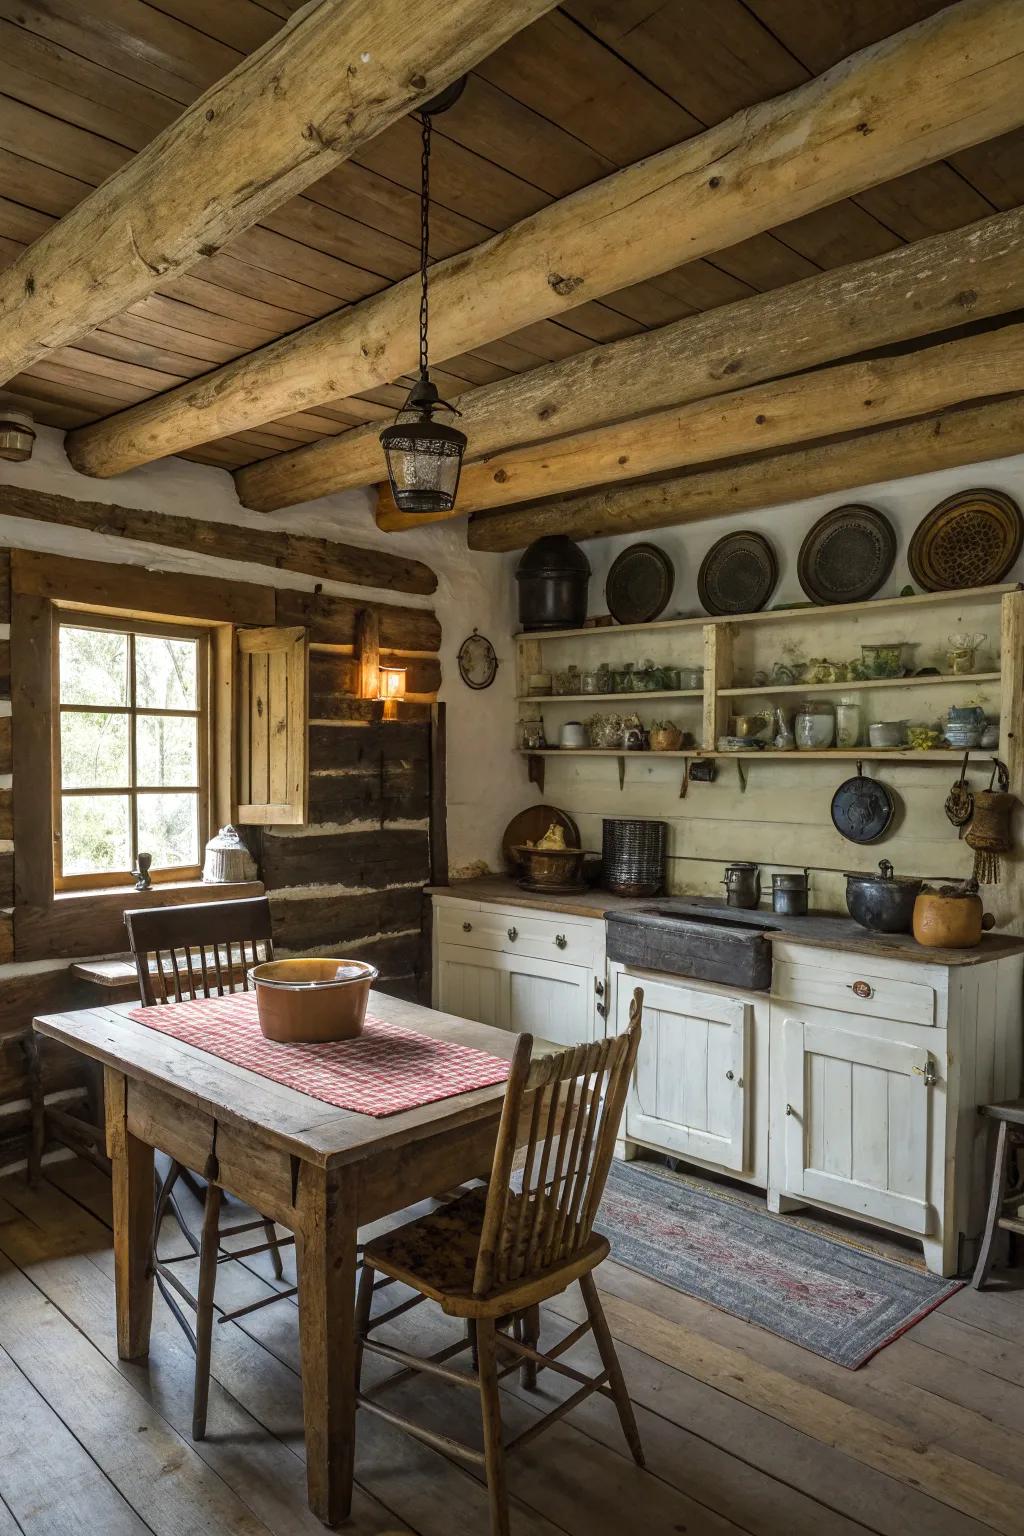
[259,828,429,891]
[308,760,429,826]
[0,966,92,1039]
[309,720,430,773]
[275,589,441,652]
[0,721,9,777]
[268,886,423,953]
[309,651,441,713]
[14,881,264,964]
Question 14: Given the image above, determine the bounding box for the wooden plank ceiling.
[0,0,1019,476]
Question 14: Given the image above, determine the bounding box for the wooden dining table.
[33,992,557,1527]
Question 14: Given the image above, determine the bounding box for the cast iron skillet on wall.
[830,762,897,844]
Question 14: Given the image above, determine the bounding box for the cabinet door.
[781,1016,936,1234]
[435,944,506,1030]
[504,952,594,1047]
[620,975,750,1172]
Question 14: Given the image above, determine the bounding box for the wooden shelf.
[517,748,995,763]
[513,584,1016,644]
[516,689,702,704]
[718,672,1001,698]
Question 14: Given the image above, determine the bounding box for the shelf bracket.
[618,754,626,792]
[679,757,689,799]
[736,759,748,794]
[527,754,545,794]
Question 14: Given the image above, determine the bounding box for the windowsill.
[54,877,264,908]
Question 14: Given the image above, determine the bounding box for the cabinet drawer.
[772,958,935,1028]
[437,905,598,965]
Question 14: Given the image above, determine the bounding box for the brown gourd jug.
[912,880,995,949]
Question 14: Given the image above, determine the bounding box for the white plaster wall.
[0,425,522,876]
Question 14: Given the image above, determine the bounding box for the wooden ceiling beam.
[0,0,559,386]
[233,207,1024,513]
[379,322,1024,522]
[465,396,1024,552]
[64,0,1024,479]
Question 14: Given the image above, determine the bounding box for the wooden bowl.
[515,844,586,889]
[249,958,378,1043]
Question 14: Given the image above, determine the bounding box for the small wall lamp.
[379,665,407,719]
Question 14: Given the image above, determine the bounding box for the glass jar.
[517,716,546,750]
[581,669,600,694]
[835,695,862,748]
[795,699,836,750]
[595,662,611,693]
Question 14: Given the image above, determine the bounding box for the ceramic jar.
[913,881,995,949]
[835,696,862,748]
[868,720,906,748]
[795,700,836,749]
[559,721,587,750]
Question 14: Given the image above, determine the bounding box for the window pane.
[136,634,198,709]
[61,794,130,875]
[60,711,130,788]
[59,626,128,706]
[137,792,199,868]
[136,715,198,787]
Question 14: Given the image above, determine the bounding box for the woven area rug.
[599,1159,962,1368]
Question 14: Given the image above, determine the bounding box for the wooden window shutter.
[236,626,308,826]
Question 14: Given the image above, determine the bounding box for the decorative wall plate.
[457,629,498,689]
[797,504,897,605]
[605,542,674,625]
[908,488,1023,591]
[697,531,778,616]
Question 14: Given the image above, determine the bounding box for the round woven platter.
[797,504,897,605]
[605,542,674,625]
[908,488,1023,592]
[697,531,778,616]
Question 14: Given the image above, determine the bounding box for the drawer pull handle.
[462,921,472,933]
[555,934,567,950]
[848,980,874,999]
[507,926,519,942]
[913,1060,938,1088]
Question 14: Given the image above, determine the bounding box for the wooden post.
[429,702,449,887]
[356,609,381,704]
[104,1065,155,1361]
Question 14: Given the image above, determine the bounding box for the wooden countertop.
[428,877,1024,967]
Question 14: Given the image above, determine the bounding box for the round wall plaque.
[457,630,498,689]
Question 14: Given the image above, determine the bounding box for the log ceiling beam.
[237,208,1024,515]
[0,0,558,386]
[0,484,437,595]
[65,0,1024,479]
[378,322,1024,523]
[465,396,1024,552]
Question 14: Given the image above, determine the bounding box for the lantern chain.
[418,111,431,381]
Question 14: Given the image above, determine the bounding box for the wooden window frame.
[51,610,213,891]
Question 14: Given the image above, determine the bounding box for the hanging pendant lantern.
[380,102,466,514]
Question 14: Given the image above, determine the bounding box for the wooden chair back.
[124,897,274,1006]
[473,988,643,1296]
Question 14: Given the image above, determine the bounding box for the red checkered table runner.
[127,991,510,1117]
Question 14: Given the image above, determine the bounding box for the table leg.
[295,1163,358,1526]
[104,1066,154,1360]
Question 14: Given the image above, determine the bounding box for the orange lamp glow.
[379,665,407,718]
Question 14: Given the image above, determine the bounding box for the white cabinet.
[779,1012,937,1235]
[432,897,603,1047]
[609,960,770,1186]
[614,971,751,1172]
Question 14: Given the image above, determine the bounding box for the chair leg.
[973,1119,1011,1290]
[520,1304,540,1390]
[192,1182,223,1440]
[354,1260,375,1393]
[580,1272,644,1467]
[263,1217,285,1280]
[476,1319,510,1536]
[467,1318,479,1372]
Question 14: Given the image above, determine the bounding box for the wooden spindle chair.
[125,897,292,1439]
[355,988,646,1536]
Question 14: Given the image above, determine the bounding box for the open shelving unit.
[514,583,1021,792]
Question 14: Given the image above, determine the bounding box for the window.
[54,616,210,888]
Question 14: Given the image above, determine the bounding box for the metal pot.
[772,871,808,917]
[516,535,591,632]
[845,859,923,933]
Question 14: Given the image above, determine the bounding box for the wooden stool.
[972,1100,1024,1289]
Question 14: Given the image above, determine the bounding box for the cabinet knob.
[507,926,519,942]
[594,979,605,998]
[785,1103,794,1116]
[462,921,472,932]
[555,934,567,949]
[848,979,874,999]
[596,1003,608,1019]
[913,1059,938,1088]
[726,1070,735,1081]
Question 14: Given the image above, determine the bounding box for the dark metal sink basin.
[606,900,775,990]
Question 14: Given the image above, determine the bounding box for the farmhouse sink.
[605,899,776,991]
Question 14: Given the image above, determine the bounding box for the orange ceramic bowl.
[249,958,378,1043]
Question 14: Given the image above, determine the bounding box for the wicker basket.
[602,818,666,896]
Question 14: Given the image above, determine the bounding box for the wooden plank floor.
[0,1159,1022,1536]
